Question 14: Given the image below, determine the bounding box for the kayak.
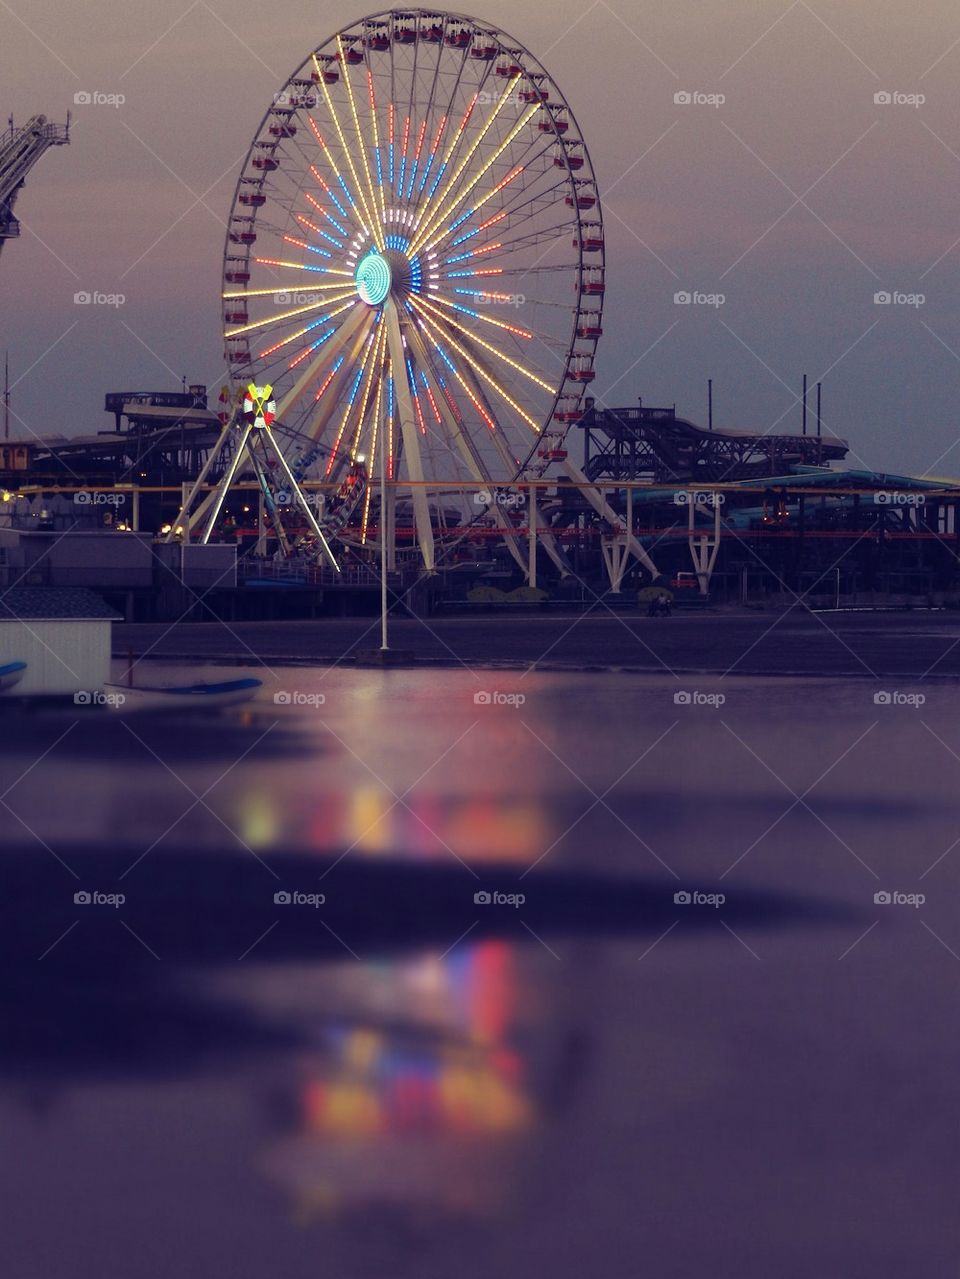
[0,660,27,693]
[103,677,262,712]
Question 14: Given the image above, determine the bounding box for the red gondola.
[365,32,389,51]
[471,39,497,61]
[421,23,443,43]
[394,25,416,44]
[238,192,266,207]
[252,156,278,171]
[339,45,364,64]
[224,309,248,324]
[445,27,471,48]
[312,60,339,84]
[269,122,297,137]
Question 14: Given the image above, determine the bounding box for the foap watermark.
[874,889,925,908]
[873,690,925,707]
[674,90,725,108]
[74,889,126,907]
[874,90,925,108]
[274,890,326,907]
[474,889,526,907]
[474,488,525,507]
[75,490,126,506]
[274,290,322,306]
[674,690,726,707]
[472,291,525,307]
[74,290,126,307]
[674,889,726,907]
[673,490,724,507]
[74,90,125,108]
[873,490,925,506]
[674,289,725,308]
[273,690,326,707]
[74,690,126,708]
[275,490,324,509]
[474,690,526,707]
[874,290,924,308]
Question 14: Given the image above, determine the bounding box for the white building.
[0,587,119,696]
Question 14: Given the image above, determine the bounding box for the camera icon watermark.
[674,690,725,707]
[674,90,725,108]
[873,90,924,108]
[474,889,525,907]
[273,690,325,707]
[674,289,725,308]
[74,490,125,506]
[74,889,125,907]
[873,690,925,707]
[874,889,925,907]
[74,290,126,307]
[74,90,125,108]
[673,490,724,506]
[674,889,725,907]
[274,889,325,907]
[474,690,526,707]
[873,290,924,308]
[74,690,126,708]
[873,490,925,506]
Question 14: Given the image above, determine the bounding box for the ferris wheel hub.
[355,251,393,306]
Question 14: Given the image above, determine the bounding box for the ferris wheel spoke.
[313,53,381,248]
[411,293,553,394]
[409,300,541,434]
[335,35,385,248]
[384,297,435,568]
[409,81,529,257]
[325,316,383,475]
[303,117,369,238]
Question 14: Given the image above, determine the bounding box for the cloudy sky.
[2,0,959,475]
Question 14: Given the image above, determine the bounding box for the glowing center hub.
[356,252,392,306]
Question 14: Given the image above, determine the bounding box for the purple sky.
[2,0,959,475]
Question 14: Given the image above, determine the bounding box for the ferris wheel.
[196,9,606,569]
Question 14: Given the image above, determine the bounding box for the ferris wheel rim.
[220,7,604,512]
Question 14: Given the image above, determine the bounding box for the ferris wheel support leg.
[450,330,572,581]
[165,415,234,544]
[202,423,253,544]
[385,298,435,572]
[558,457,661,581]
[402,320,529,577]
[267,425,340,571]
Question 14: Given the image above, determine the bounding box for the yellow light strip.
[253,260,354,275]
[428,291,533,340]
[305,120,361,235]
[350,322,386,459]
[223,283,352,299]
[415,105,540,257]
[257,301,357,358]
[333,39,384,250]
[366,69,388,230]
[404,94,480,256]
[326,320,381,475]
[412,294,553,393]
[226,294,356,338]
[410,301,540,432]
[424,165,523,255]
[313,52,381,249]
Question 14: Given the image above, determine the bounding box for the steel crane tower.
[0,113,70,260]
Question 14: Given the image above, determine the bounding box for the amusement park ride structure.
[0,114,70,258]
[169,7,661,584]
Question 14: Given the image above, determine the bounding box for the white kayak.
[103,677,263,712]
[0,661,27,694]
